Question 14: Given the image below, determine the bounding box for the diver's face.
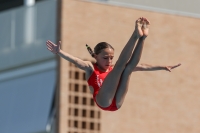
[95,48,114,71]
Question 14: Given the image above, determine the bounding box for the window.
[82,97,87,105]
[74,108,79,116]
[75,71,79,79]
[82,85,87,93]
[82,109,87,117]
[90,98,95,106]
[75,84,79,92]
[82,121,86,129]
[74,121,78,128]
[90,110,94,118]
[90,122,94,130]
[74,96,79,104]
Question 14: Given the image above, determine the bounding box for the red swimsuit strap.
[93,63,100,74]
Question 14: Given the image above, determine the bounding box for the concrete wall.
[59,0,200,133]
[107,0,200,15]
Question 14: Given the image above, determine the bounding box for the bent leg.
[95,18,144,107]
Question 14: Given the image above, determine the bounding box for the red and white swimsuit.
[87,63,118,111]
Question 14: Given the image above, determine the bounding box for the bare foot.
[134,17,144,38]
[142,18,150,37]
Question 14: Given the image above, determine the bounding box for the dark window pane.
[75,84,79,92]
[90,110,94,118]
[75,71,79,79]
[68,108,71,115]
[69,95,71,103]
[83,73,86,80]
[74,108,78,116]
[82,109,86,117]
[82,121,86,129]
[74,120,78,128]
[98,123,100,130]
[82,85,87,93]
[90,122,94,130]
[82,97,87,105]
[74,96,79,104]
[68,120,71,127]
[90,98,95,106]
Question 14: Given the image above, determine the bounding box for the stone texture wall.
[59,0,200,133]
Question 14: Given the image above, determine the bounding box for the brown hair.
[86,42,114,58]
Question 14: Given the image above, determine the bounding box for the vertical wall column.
[24,0,36,45]
[24,0,35,6]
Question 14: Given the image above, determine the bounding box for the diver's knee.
[95,95,112,108]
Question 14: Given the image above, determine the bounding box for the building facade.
[58,0,200,133]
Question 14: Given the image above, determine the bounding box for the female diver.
[46,17,181,111]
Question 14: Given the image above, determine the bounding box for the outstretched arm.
[46,40,93,71]
[133,63,181,72]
